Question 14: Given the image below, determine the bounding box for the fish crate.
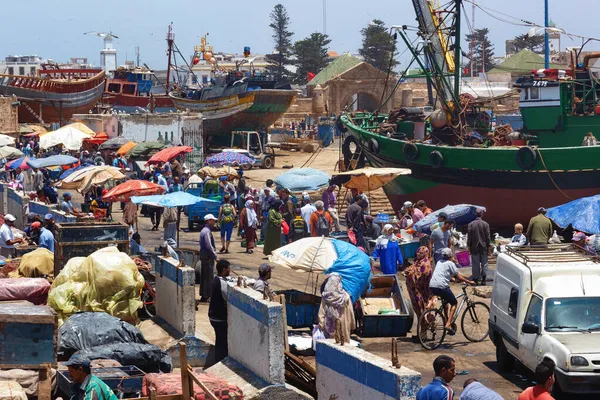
[58,366,145,398]
[357,274,414,337]
[54,222,130,275]
[0,304,57,368]
[275,290,321,329]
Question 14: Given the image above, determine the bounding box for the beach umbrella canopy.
[127,141,166,158]
[61,122,96,136]
[205,152,254,167]
[39,125,93,150]
[333,167,412,192]
[196,166,239,179]
[0,146,23,160]
[59,165,86,180]
[100,136,131,150]
[84,131,109,145]
[57,166,125,192]
[268,237,371,302]
[102,179,165,202]
[413,204,487,234]
[7,157,31,170]
[27,155,78,169]
[131,191,219,208]
[117,141,138,156]
[146,146,193,165]
[0,134,15,147]
[546,195,600,234]
[274,168,330,192]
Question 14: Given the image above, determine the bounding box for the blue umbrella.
[27,155,78,169]
[130,191,219,208]
[274,168,330,192]
[205,152,254,167]
[414,204,486,234]
[546,195,600,234]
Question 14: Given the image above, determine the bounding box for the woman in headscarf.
[372,224,403,274]
[263,199,283,256]
[240,199,258,254]
[403,246,433,318]
[317,273,355,344]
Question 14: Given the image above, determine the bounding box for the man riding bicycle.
[429,248,475,336]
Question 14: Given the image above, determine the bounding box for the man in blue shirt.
[35,221,55,253]
[417,355,457,400]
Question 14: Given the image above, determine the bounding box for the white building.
[190,52,269,86]
[100,35,117,73]
[0,55,42,76]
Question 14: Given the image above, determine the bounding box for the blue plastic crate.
[276,290,321,329]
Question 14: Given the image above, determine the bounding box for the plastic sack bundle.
[48,247,144,324]
[58,312,148,359]
[14,248,54,278]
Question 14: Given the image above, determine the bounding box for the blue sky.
[2,0,598,68]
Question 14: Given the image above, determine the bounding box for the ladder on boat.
[21,101,45,124]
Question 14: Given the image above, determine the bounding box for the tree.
[359,19,398,71]
[465,28,495,74]
[293,33,331,85]
[512,33,545,54]
[265,4,294,81]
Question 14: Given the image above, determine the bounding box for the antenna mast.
[470,0,475,77]
[166,23,174,95]
[323,0,327,35]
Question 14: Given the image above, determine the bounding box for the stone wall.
[0,96,19,134]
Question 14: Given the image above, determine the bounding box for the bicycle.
[417,284,490,350]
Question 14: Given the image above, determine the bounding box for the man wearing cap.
[0,214,24,258]
[429,212,449,235]
[61,193,82,216]
[208,259,231,363]
[300,196,316,234]
[322,185,341,232]
[199,214,218,302]
[64,355,118,400]
[430,219,455,264]
[44,214,57,238]
[254,263,273,298]
[526,207,553,246]
[467,209,491,286]
[38,219,55,253]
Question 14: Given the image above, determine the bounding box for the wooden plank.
[179,342,191,400]
[186,366,218,400]
[0,304,57,324]
[149,387,157,400]
[37,364,51,400]
[278,295,289,351]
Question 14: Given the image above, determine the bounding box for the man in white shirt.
[300,196,316,233]
[0,214,23,258]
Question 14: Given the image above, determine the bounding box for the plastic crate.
[276,289,321,329]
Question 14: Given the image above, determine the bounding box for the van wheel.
[496,338,515,372]
[263,157,274,169]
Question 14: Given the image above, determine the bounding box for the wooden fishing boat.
[0,68,105,124]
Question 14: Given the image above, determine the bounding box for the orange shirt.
[518,386,554,400]
[310,210,333,237]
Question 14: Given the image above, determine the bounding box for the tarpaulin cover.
[14,247,54,278]
[58,312,148,359]
[274,168,330,192]
[131,192,218,208]
[142,369,243,399]
[100,136,130,150]
[546,194,600,234]
[48,247,144,325]
[127,142,165,158]
[326,239,371,303]
[0,278,51,305]
[74,343,172,373]
[413,204,487,234]
[27,155,79,169]
[39,125,93,151]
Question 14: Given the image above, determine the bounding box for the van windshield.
[546,297,600,332]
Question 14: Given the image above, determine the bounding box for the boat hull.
[171,89,295,135]
[102,92,174,108]
[341,114,600,229]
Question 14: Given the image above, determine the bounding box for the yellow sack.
[14,248,54,278]
[48,247,144,325]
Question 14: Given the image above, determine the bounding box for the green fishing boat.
[339,0,600,228]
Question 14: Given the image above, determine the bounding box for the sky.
[1,0,598,69]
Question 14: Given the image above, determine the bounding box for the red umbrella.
[145,146,193,165]
[102,180,165,202]
[84,131,109,145]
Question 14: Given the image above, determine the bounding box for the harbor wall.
[226,285,285,385]
[0,183,5,215]
[28,201,76,224]
[7,187,29,230]
[0,96,19,134]
[316,339,422,400]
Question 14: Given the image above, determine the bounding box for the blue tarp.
[131,191,219,208]
[414,204,486,234]
[546,195,600,234]
[27,155,78,169]
[326,240,371,303]
[274,168,330,192]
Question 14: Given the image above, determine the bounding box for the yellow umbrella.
[63,122,96,136]
[57,166,125,193]
[335,167,412,192]
[117,141,137,156]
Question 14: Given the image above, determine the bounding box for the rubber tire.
[142,289,156,318]
[402,142,419,161]
[461,301,490,342]
[337,117,348,133]
[367,138,380,154]
[418,308,447,350]
[263,157,274,169]
[429,150,444,169]
[516,146,537,170]
[496,338,516,372]
[342,136,365,170]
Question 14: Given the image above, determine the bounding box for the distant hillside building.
[488,49,566,78]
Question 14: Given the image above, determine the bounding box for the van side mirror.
[522,321,540,334]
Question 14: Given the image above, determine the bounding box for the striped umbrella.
[205,151,254,167]
[102,179,165,202]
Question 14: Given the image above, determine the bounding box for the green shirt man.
[65,355,118,400]
[526,208,553,245]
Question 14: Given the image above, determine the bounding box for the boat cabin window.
[7,67,13,75]
[529,87,540,100]
[19,67,25,75]
[30,67,35,76]
[107,83,122,93]
[123,84,136,95]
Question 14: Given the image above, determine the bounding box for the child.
[507,223,527,248]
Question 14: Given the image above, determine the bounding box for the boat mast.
[453,0,461,98]
[544,0,549,68]
[166,23,174,95]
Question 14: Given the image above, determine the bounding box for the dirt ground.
[66,143,585,399]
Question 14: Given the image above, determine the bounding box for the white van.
[489,245,600,395]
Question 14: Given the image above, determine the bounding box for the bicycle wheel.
[461,301,490,342]
[142,289,156,318]
[418,308,447,350]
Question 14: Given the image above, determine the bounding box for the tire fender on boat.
[367,138,380,154]
[429,150,444,168]
[403,142,420,161]
[342,136,365,170]
[516,146,537,170]
[337,117,348,133]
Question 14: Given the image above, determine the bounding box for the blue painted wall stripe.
[228,289,276,326]
[158,259,187,286]
[316,341,398,398]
